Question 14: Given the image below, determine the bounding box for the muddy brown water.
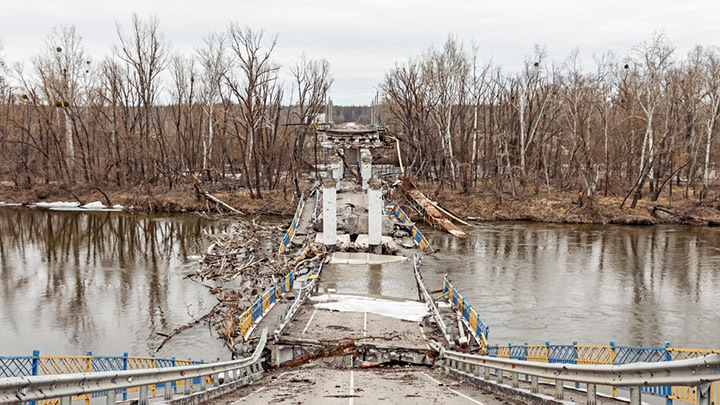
[421,223,720,349]
[1,207,718,360]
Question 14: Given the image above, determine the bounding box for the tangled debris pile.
[156,216,325,356]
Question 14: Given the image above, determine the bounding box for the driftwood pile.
[155,215,326,356]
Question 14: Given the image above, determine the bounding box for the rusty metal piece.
[400,179,468,238]
[279,340,357,368]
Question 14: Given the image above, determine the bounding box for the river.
[422,223,720,349]
[0,206,231,360]
[1,207,718,360]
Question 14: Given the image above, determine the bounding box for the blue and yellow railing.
[0,351,206,404]
[487,341,720,403]
[278,192,306,255]
[238,269,295,340]
[391,200,433,252]
[443,276,489,349]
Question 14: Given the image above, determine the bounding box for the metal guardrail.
[433,342,720,405]
[238,269,295,340]
[391,200,433,252]
[278,191,307,255]
[413,254,452,346]
[0,329,268,404]
[275,261,324,338]
[488,341,720,403]
[443,277,489,348]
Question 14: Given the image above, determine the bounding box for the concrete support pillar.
[107,389,117,404]
[331,156,343,180]
[531,375,539,393]
[629,387,641,405]
[555,380,564,400]
[323,178,337,248]
[361,153,372,190]
[368,179,382,252]
[586,383,597,405]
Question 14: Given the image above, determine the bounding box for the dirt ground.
[0,182,297,215]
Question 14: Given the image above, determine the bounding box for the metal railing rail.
[278,191,307,255]
[0,329,268,404]
[390,200,433,252]
[433,342,720,405]
[443,276,489,348]
[275,261,324,338]
[238,269,295,341]
[487,341,720,403]
[413,254,452,346]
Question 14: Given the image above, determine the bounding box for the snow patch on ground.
[34,201,81,209]
[0,202,21,207]
[30,201,124,211]
[312,294,429,322]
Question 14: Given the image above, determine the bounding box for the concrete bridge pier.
[331,155,343,180]
[368,178,383,254]
[361,152,372,190]
[323,178,337,249]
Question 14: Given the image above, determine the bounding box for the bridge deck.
[208,365,516,405]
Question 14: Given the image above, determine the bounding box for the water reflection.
[0,207,230,358]
[422,223,720,349]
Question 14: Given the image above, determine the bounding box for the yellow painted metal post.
[610,341,617,397]
[85,351,92,405]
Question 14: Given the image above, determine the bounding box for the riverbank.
[427,187,720,226]
[0,183,296,216]
[3,182,719,226]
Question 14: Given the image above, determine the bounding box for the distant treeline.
[380,34,720,205]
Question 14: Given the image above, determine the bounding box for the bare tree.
[197,33,227,177]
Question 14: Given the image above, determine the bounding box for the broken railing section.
[238,269,295,341]
[391,200,433,253]
[443,276,489,353]
[275,261,324,338]
[413,255,452,346]
[278,191,307,255]
[400,178,468,238]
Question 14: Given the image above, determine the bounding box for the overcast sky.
[1,0,718,104]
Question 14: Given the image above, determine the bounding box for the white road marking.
[363,311,367,337]
[232,386,265,403]
[349,370,355,405]
[302,309,317,334]
[420,372,485,405]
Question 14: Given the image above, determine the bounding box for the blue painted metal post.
[573,342,579,388]
[546,341,551,363]
[172,357,177,393]
[122,352,128,401]
[665,342,673,405]
[29,350,39,405]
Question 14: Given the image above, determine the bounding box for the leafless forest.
[382,35,720,208]
[0,16,718,212]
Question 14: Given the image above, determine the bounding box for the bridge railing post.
[610,341,618,397]
[573,341,579,388]
[172,357,177,393]
[524,342,530,380]
[85,351,92,405]
[29,350,39,405]
[665,342,673,405]
[122,352,128,401]
[184,357,192,395]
